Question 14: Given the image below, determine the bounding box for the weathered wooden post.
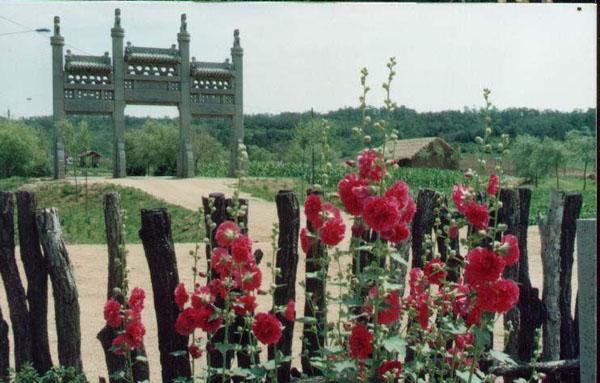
[139,208,191,382]
[411,188,439,269]
[301,190,327,377]
[538,190,565,379]
[0,307,9,382]
[0,192,32,370]
[269,190,300,383]
[98,193,149,383]
[16,191,53,373]
[36,207,83,372]
[577,219,596,383]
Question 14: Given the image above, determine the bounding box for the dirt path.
[0,177,578,381]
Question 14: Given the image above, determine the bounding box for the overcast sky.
[0,1,596,118]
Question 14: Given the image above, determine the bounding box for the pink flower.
[463,202,490,230]
[385,181,410,208]
[320,217,345,246]
[381,222,410,243]
[348,323,373,360]
[284,299,296,322]
[358,149,385,181]
[252,312,282,345]
[300,228,313,253]
[424,258,447,285]
[215,220,240,247]
[304,194,322,228]
[500,234,520,266]
[104,299,122,328]
[362,196,400,233]
[338,173,369,216]
[231,235,253,264]
[174,283,189,310]
[476,279,519,314]
[464,247,505,286]
[128,287,145,313]
[487,174,499,196]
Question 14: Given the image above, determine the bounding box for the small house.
[383,137,458,170]
[79,150,102,168]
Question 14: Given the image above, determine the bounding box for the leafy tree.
[565,128,596,190]
[62,120,91,200]
[538,138,566,189]
[0,120,50,178]
[510,134,549,187]
[192,128,227,170]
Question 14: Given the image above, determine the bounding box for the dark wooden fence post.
[16,191,53,373]
[557,193,582,382]
[411,189,439,269]
[98,193,149,383]
[0,307,9,382]
[0,192,32,370]
[268,190,300,383]
[36,207,83,372]
[538,191,565,382]
[301,190,327,377]
[139,208,191,382]
[496,188,521,363]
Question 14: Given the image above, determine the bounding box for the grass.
[18,181,201,244]
[0,176,37,191]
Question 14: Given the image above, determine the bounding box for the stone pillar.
[51,16,65,179]
[177,14,194,178]
[577,219,596,382]
[230,29,244,177]
[111,9,126,178]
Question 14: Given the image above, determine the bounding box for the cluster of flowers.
[173,220,296,358]
[339,149,416,243]
[103,287,147,355]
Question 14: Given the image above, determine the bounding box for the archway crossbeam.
[51,9,244,179]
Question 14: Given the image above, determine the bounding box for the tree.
[565,128,596,190]
[539,138,566,189]
[62,120,91,200]
[510,134,549,187]
[0,120,50,178]
[191,128,227,171]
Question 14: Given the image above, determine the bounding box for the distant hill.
[15,106,596,159]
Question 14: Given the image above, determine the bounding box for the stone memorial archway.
[51,9,244,179]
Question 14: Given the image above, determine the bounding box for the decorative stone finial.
[66,49,72,55]
[114,9,121,28]
[191,56,196,62]
[180,14,187,33]
[53,16,60,36]
[233,29,240,47]
[171,44,177,50]
[126,41,132,47]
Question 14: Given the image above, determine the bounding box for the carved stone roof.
[65,54,112,74]
[124,46,180,65]
[191,61,234,78]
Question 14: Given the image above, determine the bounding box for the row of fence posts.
[0,187,596,382]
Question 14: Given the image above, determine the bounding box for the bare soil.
[0,177,578,381]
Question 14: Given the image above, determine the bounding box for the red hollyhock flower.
[377,290,402,325]
[174,283,189,310]
[104,298,122,328]
[463,202,490,230]
[415,294,430,330]
[128,287,145,313]
[464,247,505,286]
[188,344,203,359]
[378,360,403,380]
[500,234,520,266]
[215,220,240,248]
[487,174,499,196]
[300,228,313,253]
[207,279,229,300]
[175,307,200,336]
[385,180,410,208]
[233,295,257,316]
[196,304,223,333]
[451,283,472,317]
[452,184,471,213]
[358,149,385,181]
[235,265,262,292]
[448,224,459,239]
[381,222,410,243]
[466,304,483,326]
[409,268,428,295]
[455,332,475,351]
[348,323,373,360]
[476,279,519,314]
[399,197,416,224]
[284,299,295,322]
[231,235,253,264]
[338,173,369,216]
[124,319,145,349]
[320,217,345,246]
[362,196,400,232]
[191,286,215,308]
[304,194,322,228]
[252,312,282,345]
[351,222,365,238]
[424,258,447,285]
[210,247,232,277]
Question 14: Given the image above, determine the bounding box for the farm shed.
[383,137,458,170]
[79,150,102,168]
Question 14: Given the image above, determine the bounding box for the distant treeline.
[15,105,596,159]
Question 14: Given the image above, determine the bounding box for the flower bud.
[363,135,372,144]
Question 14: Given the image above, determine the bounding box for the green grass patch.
[0,177,36,191]
[19,181,200,244]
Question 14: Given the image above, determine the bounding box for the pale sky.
[0,1,596,118]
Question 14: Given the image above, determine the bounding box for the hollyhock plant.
[104,287,147,356]
[348,323,373,360]
[252,312,283,345]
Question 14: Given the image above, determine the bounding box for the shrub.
[0,120,50,178]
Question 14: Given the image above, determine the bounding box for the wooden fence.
[0,188,596,382]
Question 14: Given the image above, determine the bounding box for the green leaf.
[169,350,187,357]
[215,342,238,354]
[472,326,492,349]
[296,316,317,324]
[488,350,517,366]
[456,370,482,383]
[389,252,408,265]
[382,336,407,358]
[333,360,356,373]
[135,355,148,363]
